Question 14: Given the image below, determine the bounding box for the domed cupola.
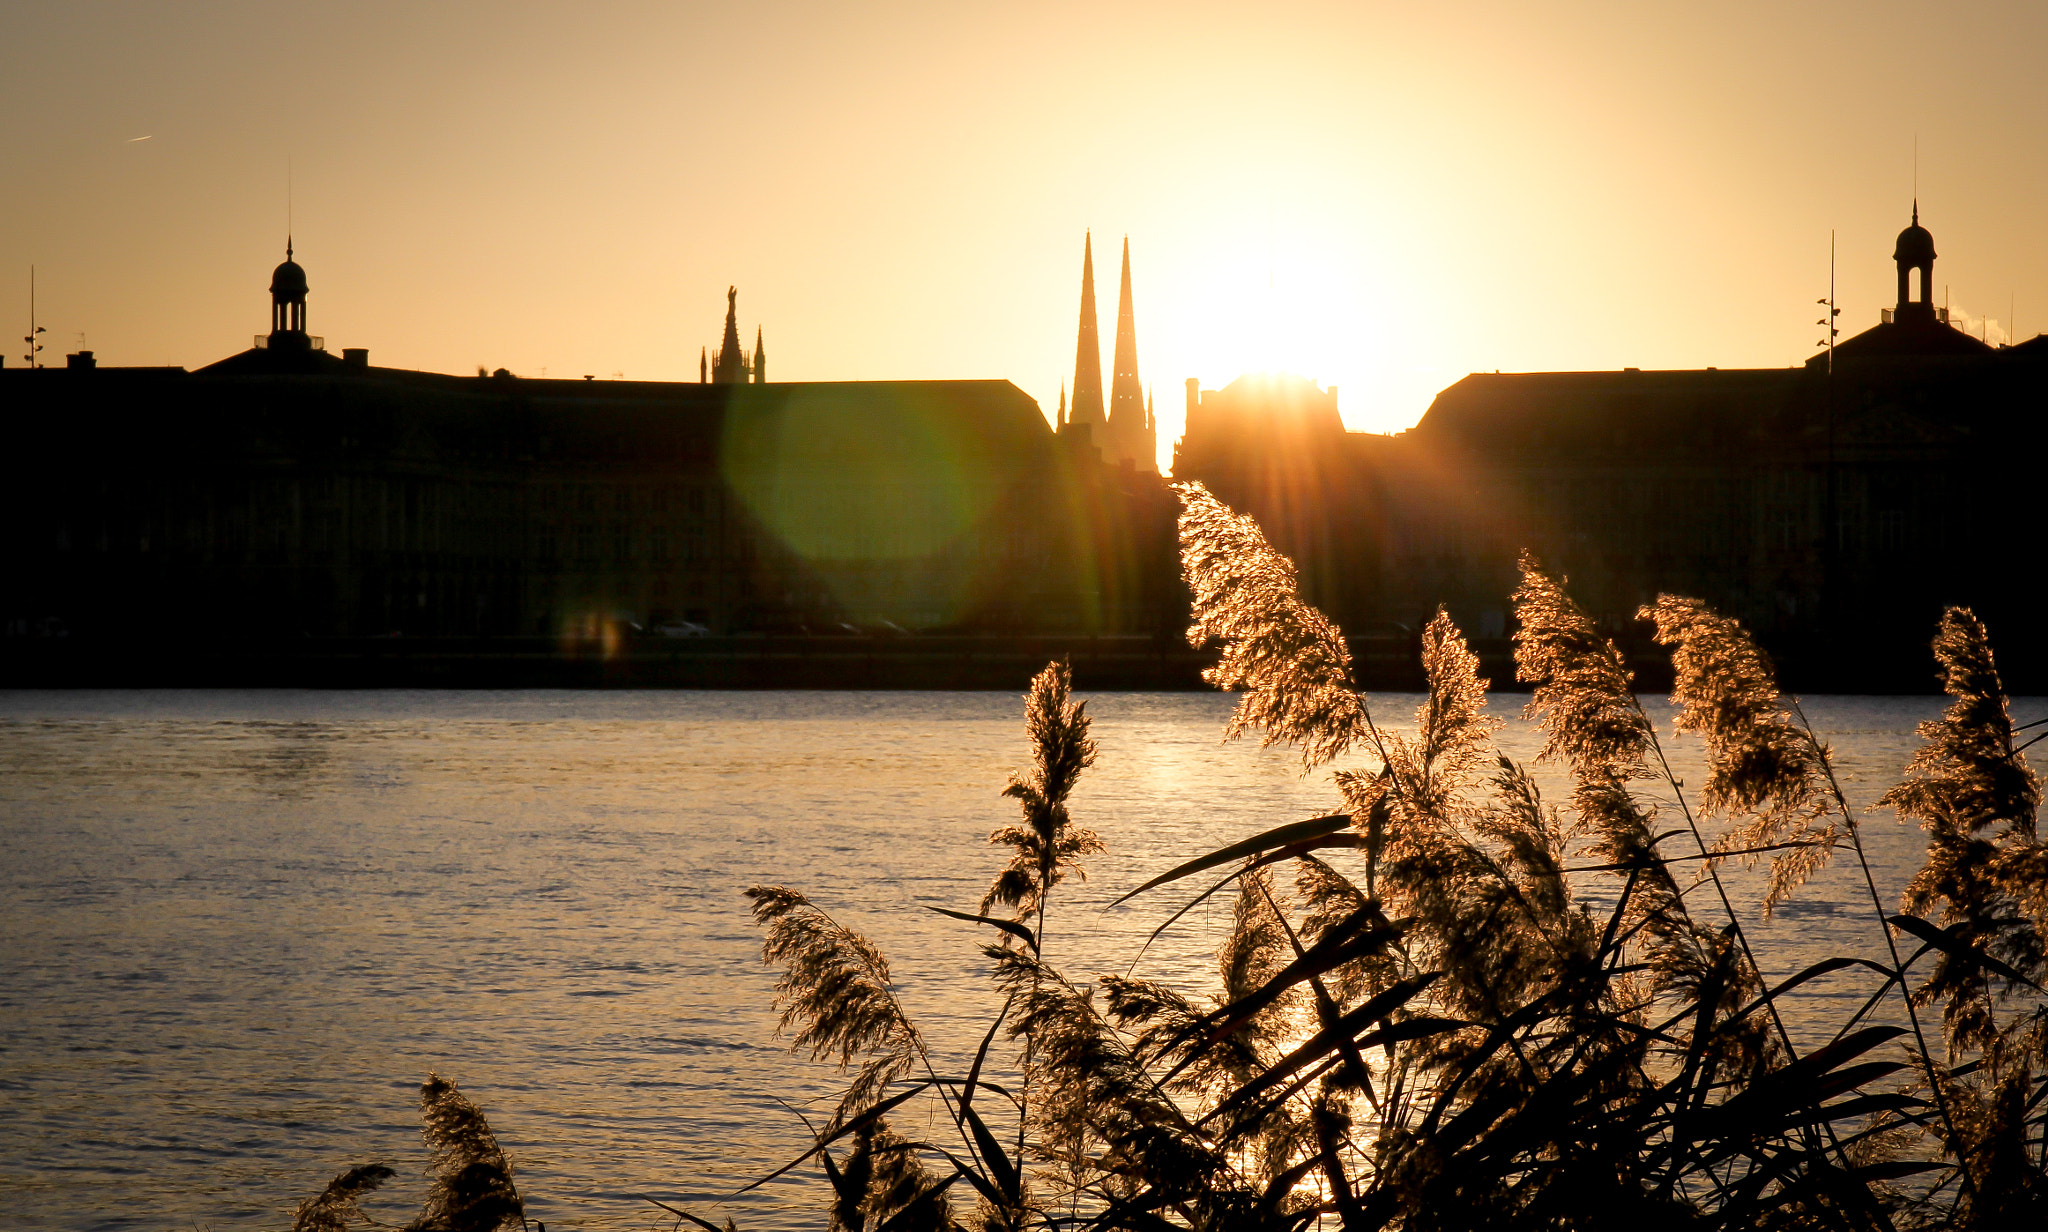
[270,257,308,299]
[1893,203,1936,316]
[268,239,309,343]
[1893,219,1936,265]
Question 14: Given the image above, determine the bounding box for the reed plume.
[1642,593,1839,915]
[409,1073,525,1232]
[1339,612,1532,1032]
[1291,854,1393,1005]
[1885,608,2048,1060]
[744,885,927,1120]
[1513,557,1684,950]
[982,660,1103,931]
[743,884,956,1229]
[830,1120,957,1232]
[292,1163,396,1232]
[1511,553,1652,778]
[1518,562,1784,1088]
[991,945,1221,1207]
[1213,866,1317,1185]
[1174,481,1371,770]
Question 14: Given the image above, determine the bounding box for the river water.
[1,689,2030,1231]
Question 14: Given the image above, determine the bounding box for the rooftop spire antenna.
[1828,230,1837,373]
[287,155,293,258]
[23,264,47,368]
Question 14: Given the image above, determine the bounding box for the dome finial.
[287,234,293,260]
[1912,199,1918,227]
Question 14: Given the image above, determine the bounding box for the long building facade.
[1,250,1178,650]
[1172,209,2048,687]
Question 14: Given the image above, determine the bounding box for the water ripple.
[3,689,2035,1229]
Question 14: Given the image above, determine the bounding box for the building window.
[1874,510,1907,552]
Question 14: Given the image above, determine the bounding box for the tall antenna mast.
[1816,230,1838,374]
[22,265,46,368]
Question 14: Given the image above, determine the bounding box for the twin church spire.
[1063,232,1155,470]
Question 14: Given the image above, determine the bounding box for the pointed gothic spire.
[713,285,745,384]
[1058,382,1067,427]
[700,346,708,383]
[1109,236,1144,445]
[753,325,766,383]
[1069,233,1104,425]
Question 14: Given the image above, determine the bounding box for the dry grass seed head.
[983,660,1103,922]
[409,1074,524,1232]
[1510,559,1700,998]
[989,946,1219,1200]
[1408,608,1501,806]
[1929,1061,2048,1226]
[1412,767,1596,1036]
[744,885,924,1120]
[292,1163,397,1232]
[843,1119,957,1232]
[1293,855,1394,1004]
[1642,594,1839,915]
[1099,974,1208,1074]
[1884,609,2048,1059]
[1572,772,1685,938]
[1174,481,1370,770]
[1647,925,1778,1080]
[1472,756,1575,926]
[1511,554,1653,780]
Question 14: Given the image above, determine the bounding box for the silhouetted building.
[1172,207,2048,686]
[1,248,1179,654]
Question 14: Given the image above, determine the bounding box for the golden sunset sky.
[6,1,2046,465]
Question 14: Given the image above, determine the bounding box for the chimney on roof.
[66,350,96,370]
[343,348,368,370]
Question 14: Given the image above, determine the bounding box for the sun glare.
[1141,203,1441,472]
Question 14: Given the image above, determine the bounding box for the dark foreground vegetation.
[295,483,2046,1230]
[293,1075,527,1232]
